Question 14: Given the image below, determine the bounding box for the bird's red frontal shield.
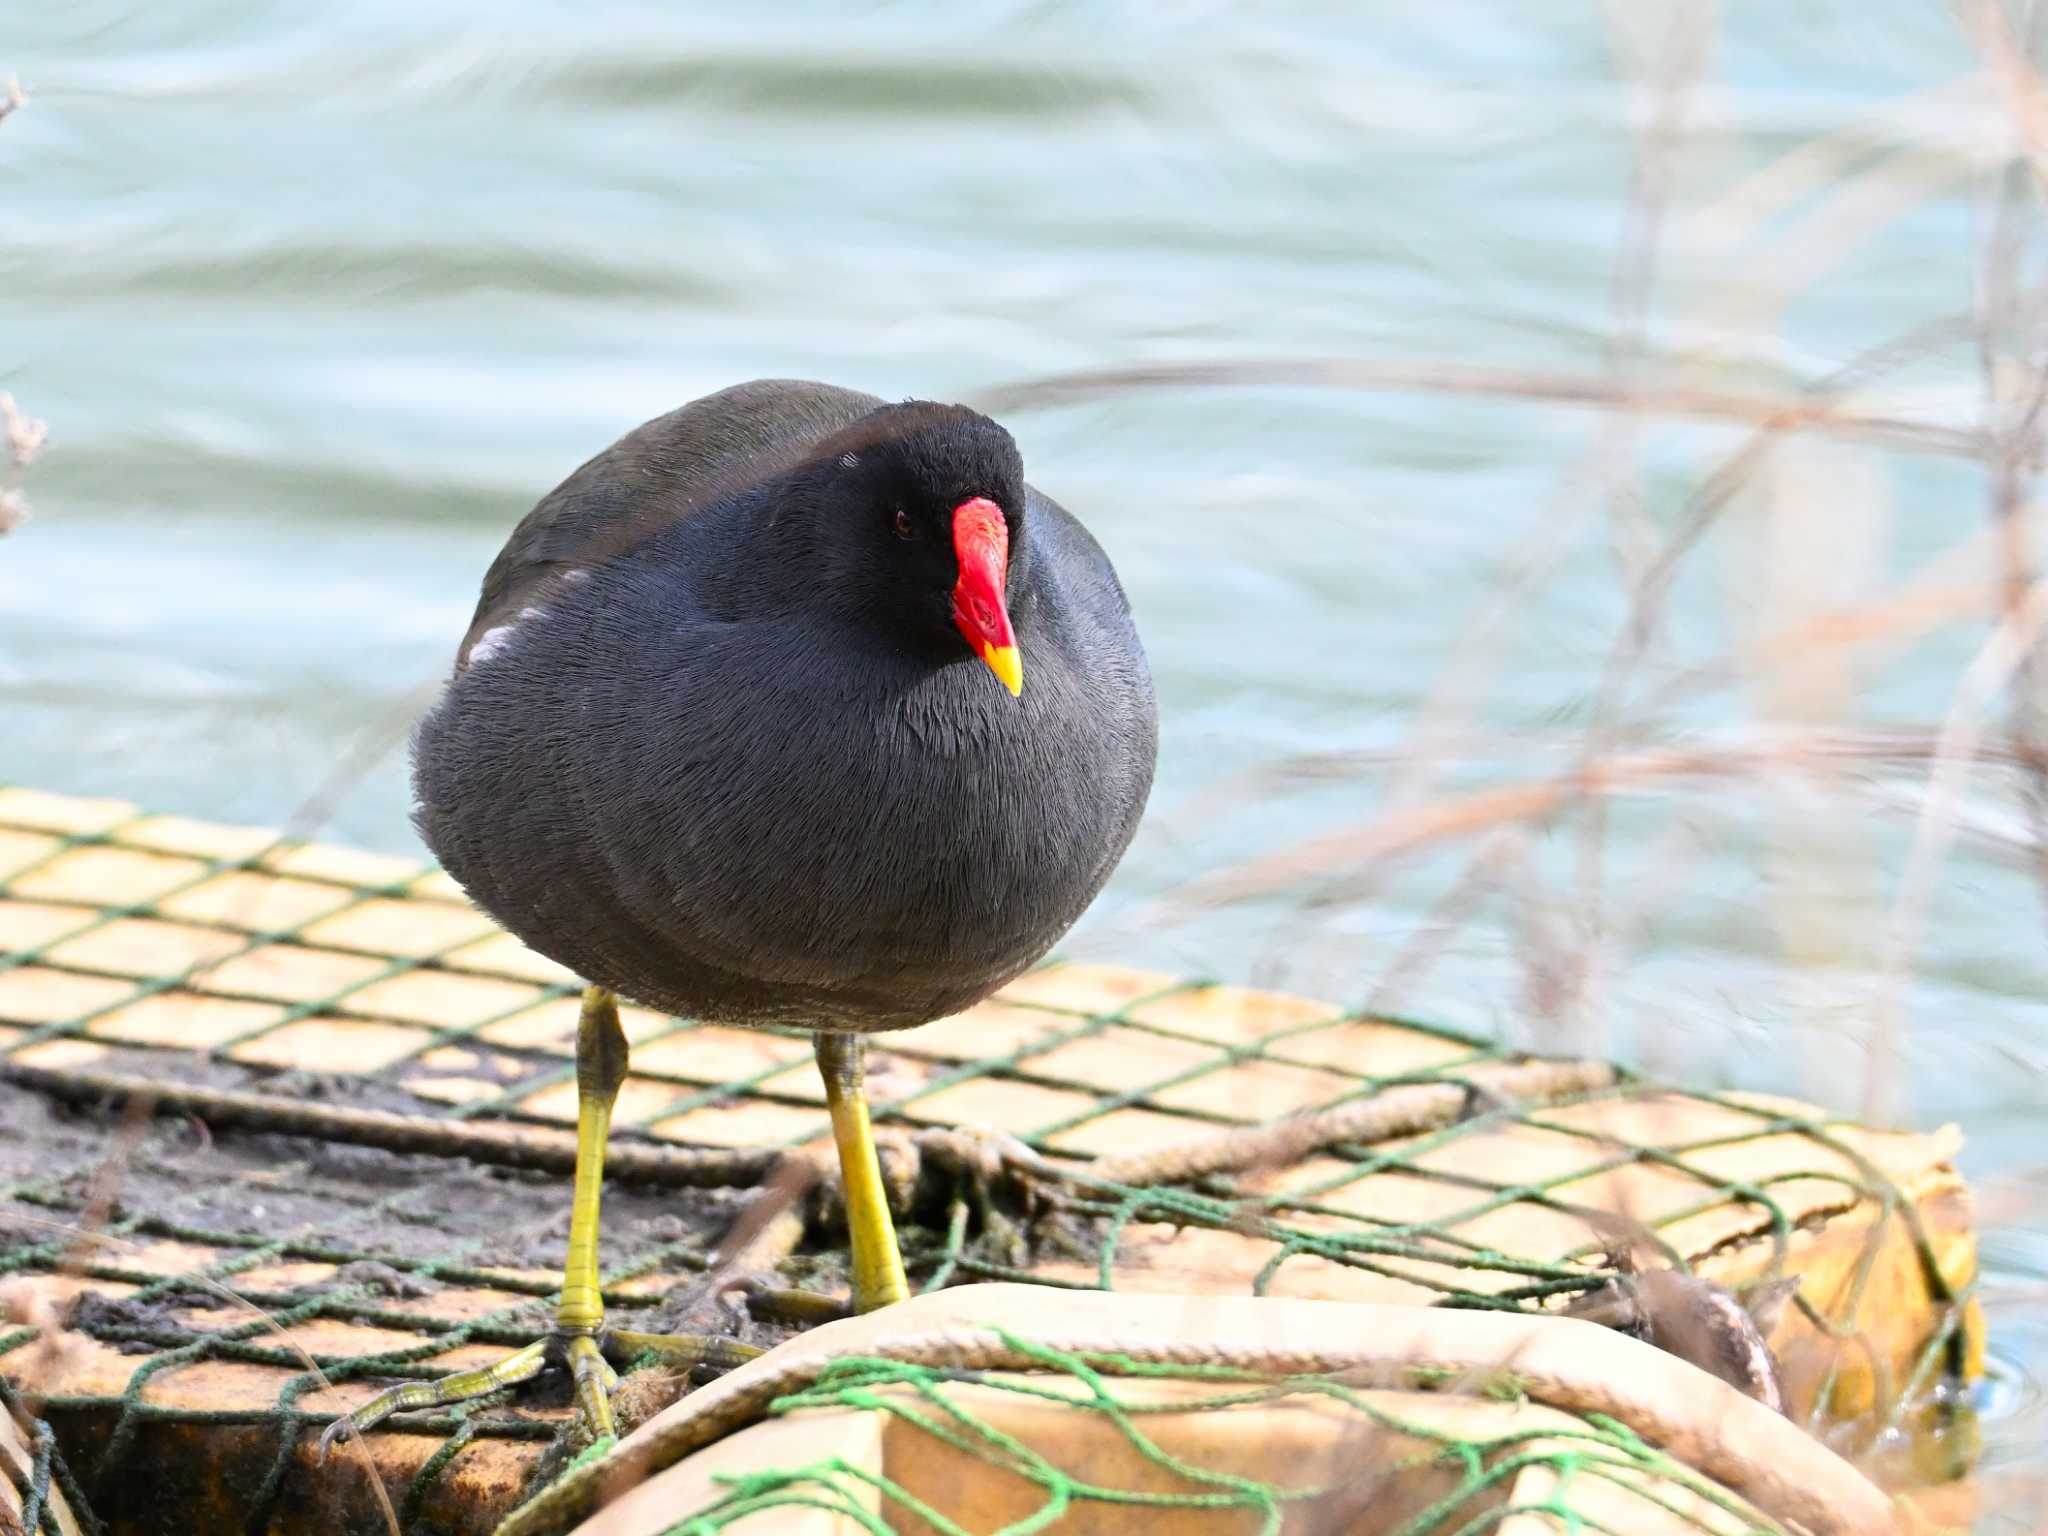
[950,497,1022,696]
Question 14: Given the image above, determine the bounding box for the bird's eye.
[892,509,917,540]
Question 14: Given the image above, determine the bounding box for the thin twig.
[1867,576,2048,1125]
[1355,829,1531,1021]
[1961,0,2048,931]
[1133,728,2039,922]
[974,356,1984,459]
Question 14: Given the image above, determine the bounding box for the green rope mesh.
[662,1334,1793,1536]
[0,1371,98,1536]
[0,794,1975,1532]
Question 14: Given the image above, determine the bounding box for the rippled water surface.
[2,2,2043,1515]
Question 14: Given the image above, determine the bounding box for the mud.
[326,1258,440,1297]
[0,1074,1058,1294]
[66,1289,209,1353]
[0,1061,764,1270]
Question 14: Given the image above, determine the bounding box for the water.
[1,1,2042,1514]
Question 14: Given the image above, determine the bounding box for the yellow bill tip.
[980,642,1024,697]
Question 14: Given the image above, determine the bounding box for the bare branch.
[1867,577,2048,1125]
[976,356,1983,459]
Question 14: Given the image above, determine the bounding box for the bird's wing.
[459,379,884,668]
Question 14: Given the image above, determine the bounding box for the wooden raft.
[0,788,1979,1534]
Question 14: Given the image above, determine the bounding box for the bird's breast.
[416,553,1151,1030]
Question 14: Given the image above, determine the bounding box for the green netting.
[0,791,1979,1533]
[663,1334,1792,1536]
[0,1371,97,1536]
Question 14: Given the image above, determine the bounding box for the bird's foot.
[315,1325,760,1460]
[908,1123,1058,1272]
[911,1123,1044,1184]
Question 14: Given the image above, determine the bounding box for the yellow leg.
[553,984,630,1433]
[814,1032,909,1312]
[557,987,628,1338]
[318,986,636,1458]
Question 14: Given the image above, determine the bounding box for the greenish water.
[1,2,2042,1510]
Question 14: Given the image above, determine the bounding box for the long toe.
[317,1336,550,1461]
[604,1329,763,1373]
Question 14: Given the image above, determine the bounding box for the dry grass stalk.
[1571,0,1722,1042]
[978,355,1984,458]
[1957,0,2048,937]
[1868,576,2048,1125]
[1135,728,2033,924]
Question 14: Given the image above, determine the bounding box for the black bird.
[323,379,1156,1449]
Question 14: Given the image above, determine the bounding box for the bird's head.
[801,402,1028,697]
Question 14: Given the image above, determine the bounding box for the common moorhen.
[323,379,1156,1448]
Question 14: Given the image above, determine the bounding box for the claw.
[314,1416,351,1465]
